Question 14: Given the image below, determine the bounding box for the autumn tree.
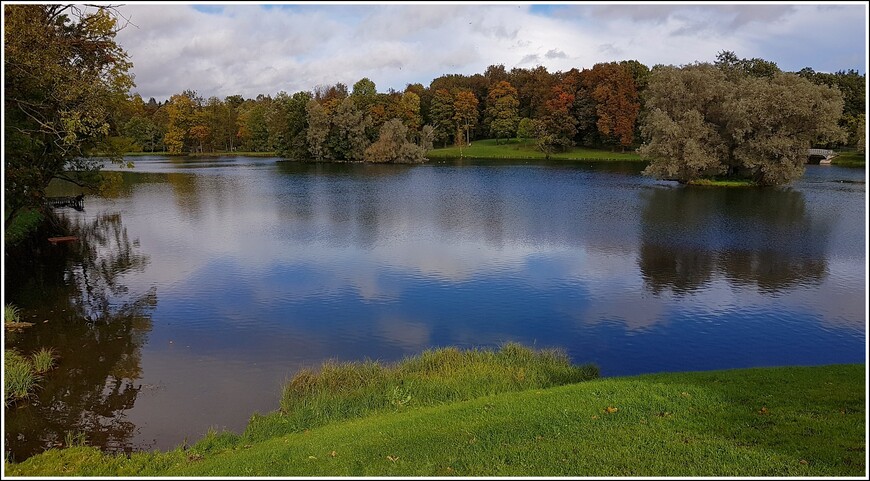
[188,125,210,153]
[453,90,479,147]
[4,4,134,227]
[536,84,577,158]
[485,80,520,144]
[640,63,845,185]
[508,66,556,119]
[587,63,640,150]
[164,92,197,154]
[399,91,422,134]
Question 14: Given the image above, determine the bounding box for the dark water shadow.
[4,212,156,461]
[638,186,831,296]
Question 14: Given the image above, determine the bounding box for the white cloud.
[113,3,865,101]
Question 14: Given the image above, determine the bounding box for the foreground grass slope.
[427,138,643,161]
[7,361,864,477]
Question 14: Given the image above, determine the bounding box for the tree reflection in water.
[638,186,831,296]
[4,211,155,461]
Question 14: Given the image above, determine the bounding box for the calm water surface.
[4,156,866,460]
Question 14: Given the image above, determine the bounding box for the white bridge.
[807,149,836,165]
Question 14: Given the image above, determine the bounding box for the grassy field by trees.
[427,138,643,161]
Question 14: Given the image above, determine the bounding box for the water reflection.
[638,186,830,295]
[5,212,156,461]
[4,159,864,461]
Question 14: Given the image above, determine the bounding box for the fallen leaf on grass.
[759,407,769,415]
[308,456,317,460]
[329,451,337,457]
[799,459,808,465]
[591,415,599,420]
[604,406,618,414]
[680,392,691,398]
[387,455,399,462]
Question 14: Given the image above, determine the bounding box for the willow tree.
[4,4,134,228]
[640,62,845,185]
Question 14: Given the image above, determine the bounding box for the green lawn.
[831,150,866,167]
[7,362,864,477]
[427,139,643,161]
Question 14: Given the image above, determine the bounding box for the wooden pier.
[46,194,84,210]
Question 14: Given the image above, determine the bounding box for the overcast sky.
[113,2,868,101]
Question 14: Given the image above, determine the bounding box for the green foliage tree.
[485,81,520,144]
[715,50,781,79]
[328,97,370,161]
[798,67,866,149]
[236,99,272,151]
[305,99,330,161]
[351,78,377,111]
[856,115,866,154]
[273,91,312,159]
[640,63,845,185]
[516,118,538,144]
[4,4,134,227]
[429,89,455,147]
[123,117,162,152]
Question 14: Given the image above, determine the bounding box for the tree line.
[113,60,653,162]
[113,54,864,168]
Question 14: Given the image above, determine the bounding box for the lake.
[4,156,866,460]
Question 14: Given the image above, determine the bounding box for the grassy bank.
[6,350,864,476]
[831,150,866,167]
[427,139,643,161]
[688,178,757,187]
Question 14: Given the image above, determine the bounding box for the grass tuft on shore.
[31,348,57,374]
[276,343,597,432]
[4,350,37,406]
